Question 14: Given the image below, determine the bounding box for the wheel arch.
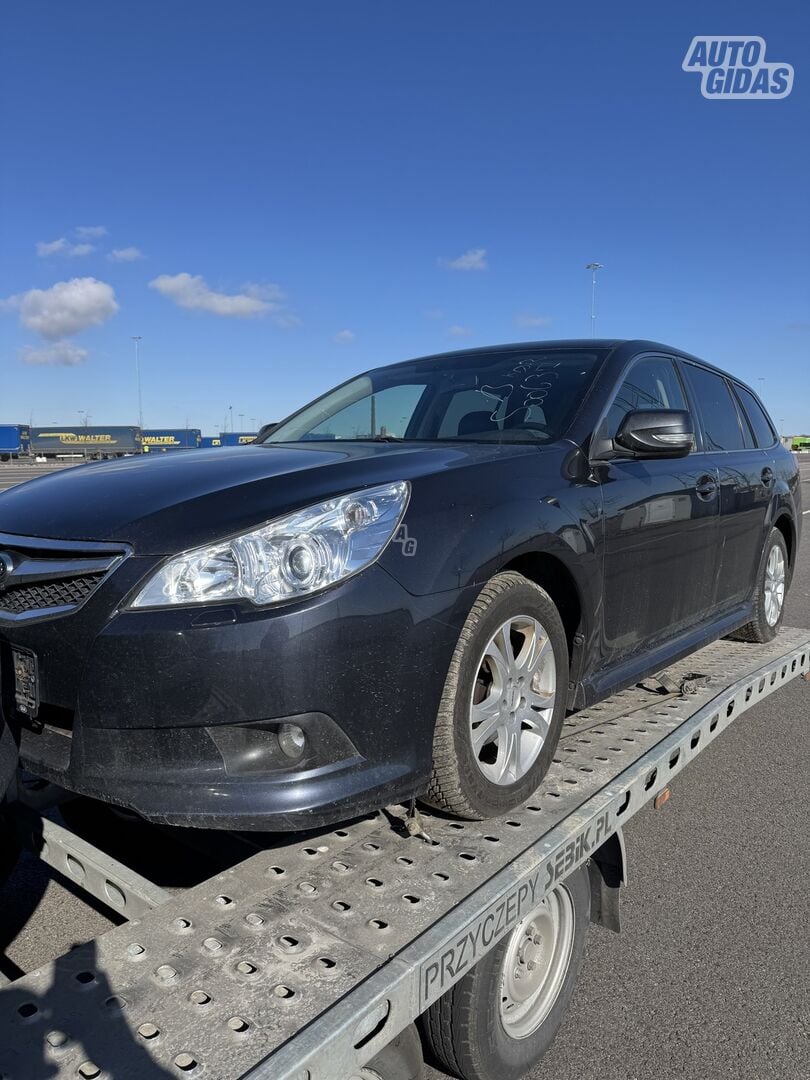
[772,511,795,569]
[501,550,587,699]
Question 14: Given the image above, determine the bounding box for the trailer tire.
[358,1023,424,1079]
[425,572,567,819]
[421,865,589,1080]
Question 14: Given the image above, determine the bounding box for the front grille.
[0,574,105,615]
[0,532,129,620]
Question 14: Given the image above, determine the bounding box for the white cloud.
[36,239,68,257]
[334,329,355,344]
[439,248,488,272]
[149,272,293,322]
[21,340,89,366]
[515,314,552,328]
[108,246,144,262]
[448,324,472,337]
[36,238,95,257]
[4,277,119,339]
[75,225,107,239]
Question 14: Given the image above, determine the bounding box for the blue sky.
[1,0,808,435]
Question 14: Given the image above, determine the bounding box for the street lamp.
[585,263,604,337]
[131,337,143,428]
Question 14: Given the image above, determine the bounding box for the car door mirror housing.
[614,410,694,458]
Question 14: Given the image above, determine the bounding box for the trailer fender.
[588,826,626,933]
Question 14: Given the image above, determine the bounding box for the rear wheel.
[730,528,788,643]
[425,572,568,819]
[421,865,590,1080]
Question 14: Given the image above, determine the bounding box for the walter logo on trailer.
[683,37,794,99]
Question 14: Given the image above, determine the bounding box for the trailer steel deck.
[1,629,808,1080]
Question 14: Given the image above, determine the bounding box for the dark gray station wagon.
[0,340,800,831]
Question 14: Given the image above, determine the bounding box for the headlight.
[129,481,410,609]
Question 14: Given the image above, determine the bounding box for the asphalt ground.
[0,461,78,492]
[0,457,808,1080]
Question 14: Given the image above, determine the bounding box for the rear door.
[680,362,773,610]
[597,354,720,662]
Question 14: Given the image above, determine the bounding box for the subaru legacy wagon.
[0,340,800,829]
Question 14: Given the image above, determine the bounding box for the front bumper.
[1,563,475,830]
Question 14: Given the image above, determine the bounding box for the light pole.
[585,263,604,337]
[239,413,245,431]
[131,337,143,428]
[229,405,234,432]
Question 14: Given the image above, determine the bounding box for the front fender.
[378,444,602,596]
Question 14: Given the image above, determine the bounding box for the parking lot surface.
[0,462,77,492]
[1,458,808,1080]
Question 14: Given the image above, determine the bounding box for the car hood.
[0,442,550,555]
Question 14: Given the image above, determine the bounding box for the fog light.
[278,723,306,760]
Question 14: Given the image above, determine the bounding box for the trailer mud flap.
[588,826,626,933]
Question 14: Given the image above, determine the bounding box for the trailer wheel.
[421,865,589,1080]
[356,1023,424,1079]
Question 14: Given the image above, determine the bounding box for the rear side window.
[683,365,746,452]
[735,384,777,448]
[605,356,687,438]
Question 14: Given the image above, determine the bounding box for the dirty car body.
[0,340,800,828]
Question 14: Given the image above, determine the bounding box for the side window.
[303,383,426,440]
[683,365,746,452]
[605,357,687,439]
[735,384,777,448]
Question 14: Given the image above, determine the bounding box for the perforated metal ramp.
[0,630,808,1080]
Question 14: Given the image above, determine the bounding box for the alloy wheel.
[469,615,556,786]
[764,544,786,627]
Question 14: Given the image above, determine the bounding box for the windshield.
[264,348,607,445]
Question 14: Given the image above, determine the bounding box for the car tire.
[425,571,568,819]
[420,865,590,1080]
[729,528,789,644]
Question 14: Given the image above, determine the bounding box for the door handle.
[761,467,774,486]
[696,475,718,500]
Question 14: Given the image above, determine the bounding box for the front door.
[597,355,720,664]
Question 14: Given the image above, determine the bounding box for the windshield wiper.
[367,434,405,442]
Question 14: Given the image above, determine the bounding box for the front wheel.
[421,865,590,1080]
[730,528,789,643]
[425,571,568,819]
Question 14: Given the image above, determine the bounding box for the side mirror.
[615,409,694,458]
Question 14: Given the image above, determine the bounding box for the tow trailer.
[0,630,808,1080]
